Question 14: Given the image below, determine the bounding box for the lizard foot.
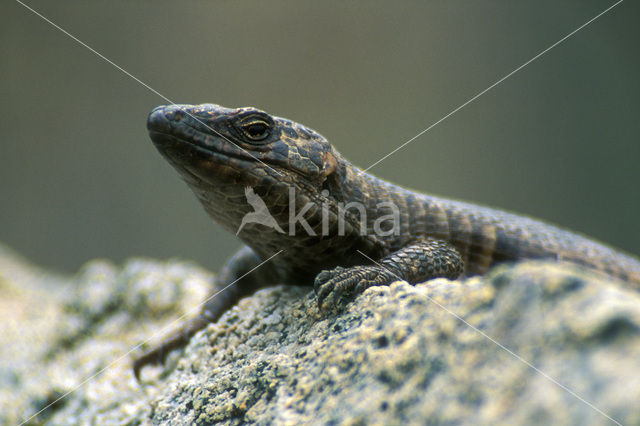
[132,315,209,381]
[314,265,400,309]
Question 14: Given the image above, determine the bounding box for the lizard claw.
[314,267,342,309]
[314,265,397,309]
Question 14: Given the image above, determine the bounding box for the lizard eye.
[241,120,270,141]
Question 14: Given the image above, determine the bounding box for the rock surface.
[2,242,640,425]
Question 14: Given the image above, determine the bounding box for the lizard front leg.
[314,239,463,308]
[133,245,278,380]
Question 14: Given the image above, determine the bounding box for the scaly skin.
[133,103,640,379]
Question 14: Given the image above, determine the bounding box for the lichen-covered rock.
[0,244,210,425]
[2,242,640,425]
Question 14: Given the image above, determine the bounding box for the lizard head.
[147,104,352,242]
[147,104,339,189]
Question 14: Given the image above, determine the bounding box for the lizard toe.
[315,266,399,309]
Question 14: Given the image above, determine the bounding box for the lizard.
[133,103,640,379]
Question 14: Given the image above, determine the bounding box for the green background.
[1,0,638,274]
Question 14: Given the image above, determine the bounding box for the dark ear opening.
[321,151,337,179]
[320,151,344,196]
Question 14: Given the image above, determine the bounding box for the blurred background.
[1,0,638,275]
